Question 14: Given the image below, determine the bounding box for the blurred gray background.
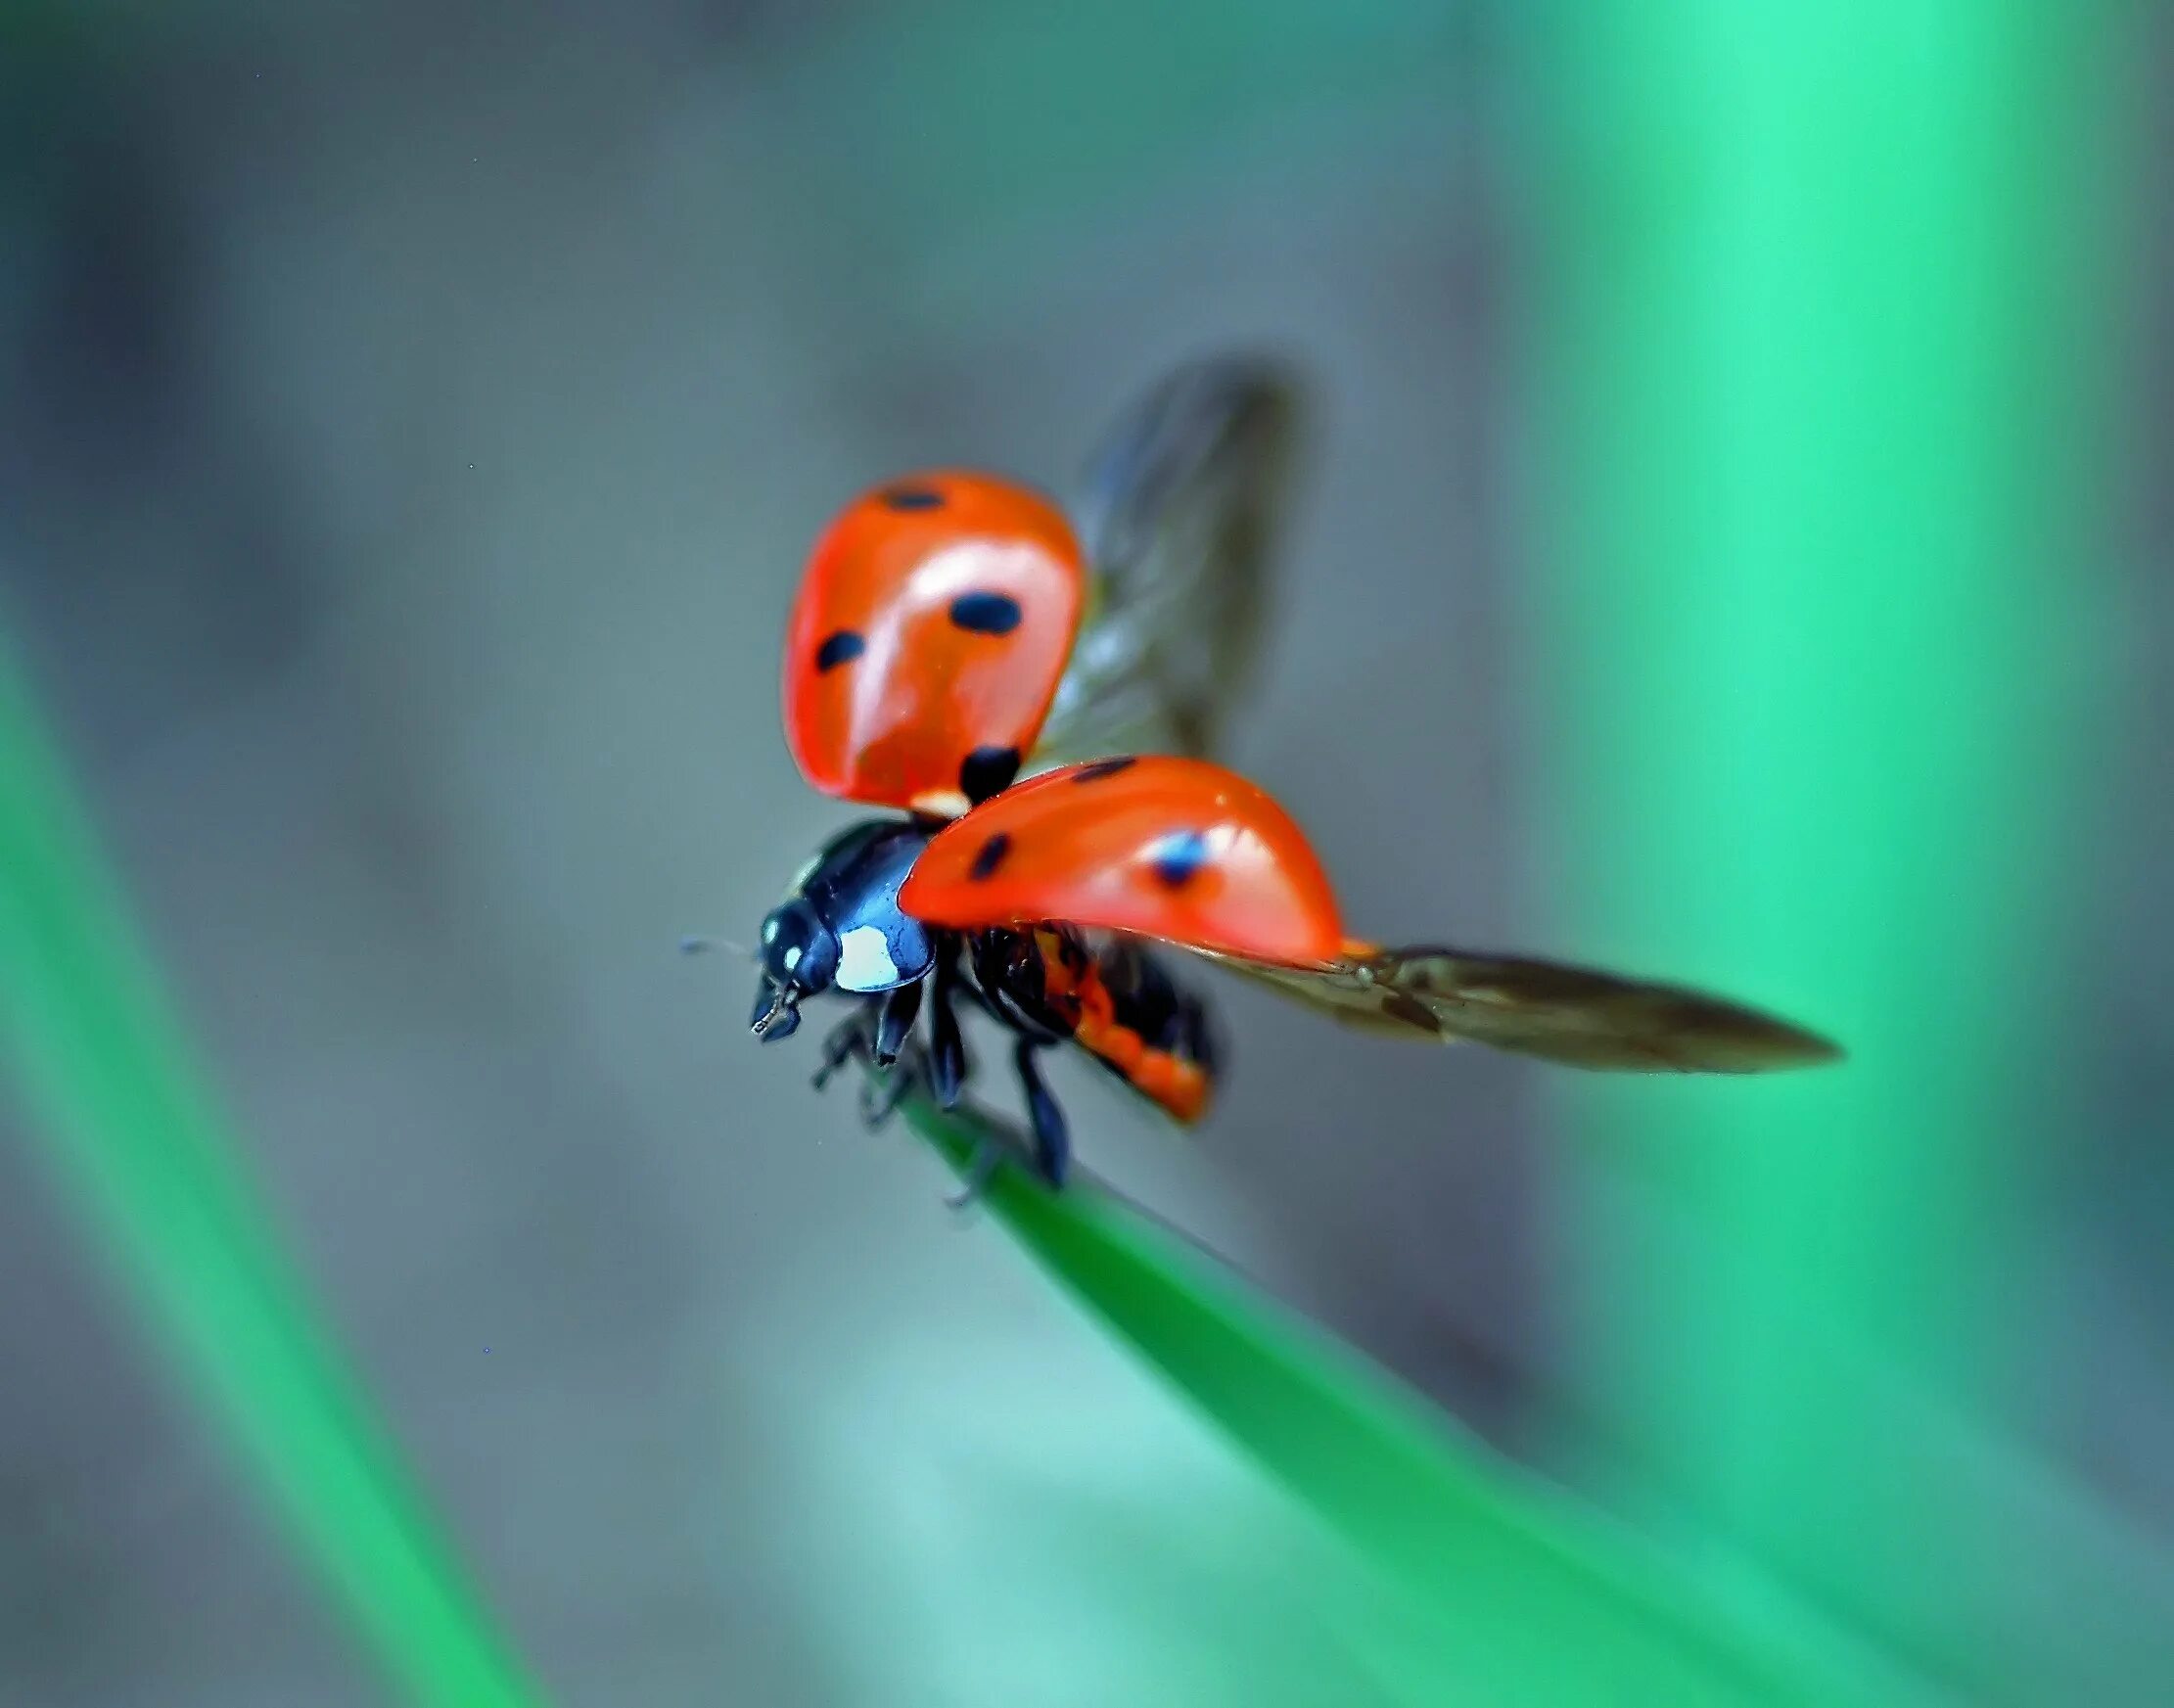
[1,6,1529,1702]
[2,3,2167,1704]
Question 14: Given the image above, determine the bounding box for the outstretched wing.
[1206,944,1842,1073]
[902,754,1841,1076]
[1033,355,1305,769]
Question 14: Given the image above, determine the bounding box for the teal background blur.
[2,3,2169,1703]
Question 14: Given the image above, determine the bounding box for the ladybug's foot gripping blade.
[944,1137,1008,1212]
[858,1040,922,1130]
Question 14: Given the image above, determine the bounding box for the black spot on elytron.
[1380,991,1443,1035]
[969,832,1012,881]
[1146,829,1211,889]
[1072,756,1138,783]
[814,629,864,672]
[881,485,944,510]
[959,745,1022,805]
[948,591,1023,635]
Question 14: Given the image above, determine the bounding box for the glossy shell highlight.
[781,474,1087,817]
[900,755,1346,967]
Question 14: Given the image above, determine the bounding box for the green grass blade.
[1511,5,2158,1696]
[0,607,1924,1707]
[902,1099,1928,1708]
[0,643,548,1708]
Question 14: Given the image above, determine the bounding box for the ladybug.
[739,357,1840,1189]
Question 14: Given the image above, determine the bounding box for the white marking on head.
[837,924,900,991]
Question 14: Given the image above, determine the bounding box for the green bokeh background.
[3,3,2168,1703]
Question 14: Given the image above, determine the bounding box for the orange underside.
[1032,929,1211,1125]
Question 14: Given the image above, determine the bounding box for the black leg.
[859,1052,916,1128]
[1180,996,1219,1076]
[952,970,1007,1026]
[809,1002,920,1126]
[811,1005,874,1089]
[927,950,967,1110]
[872,980,923,1067]
[1013,1039,1070,1187]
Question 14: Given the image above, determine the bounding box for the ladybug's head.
[751,898,839,1039]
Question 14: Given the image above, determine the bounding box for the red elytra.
[900,755,1349,968]
[781,473,1086,818]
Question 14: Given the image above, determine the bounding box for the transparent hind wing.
[1201,943,1842,1073]
[1034,355,1306,769]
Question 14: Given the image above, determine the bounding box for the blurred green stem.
[0,642,548,1708]
[906,1098,1925,1706]
[1514,3,2149,1697]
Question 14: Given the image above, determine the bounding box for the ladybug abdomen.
[1027,927,1217,1125]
